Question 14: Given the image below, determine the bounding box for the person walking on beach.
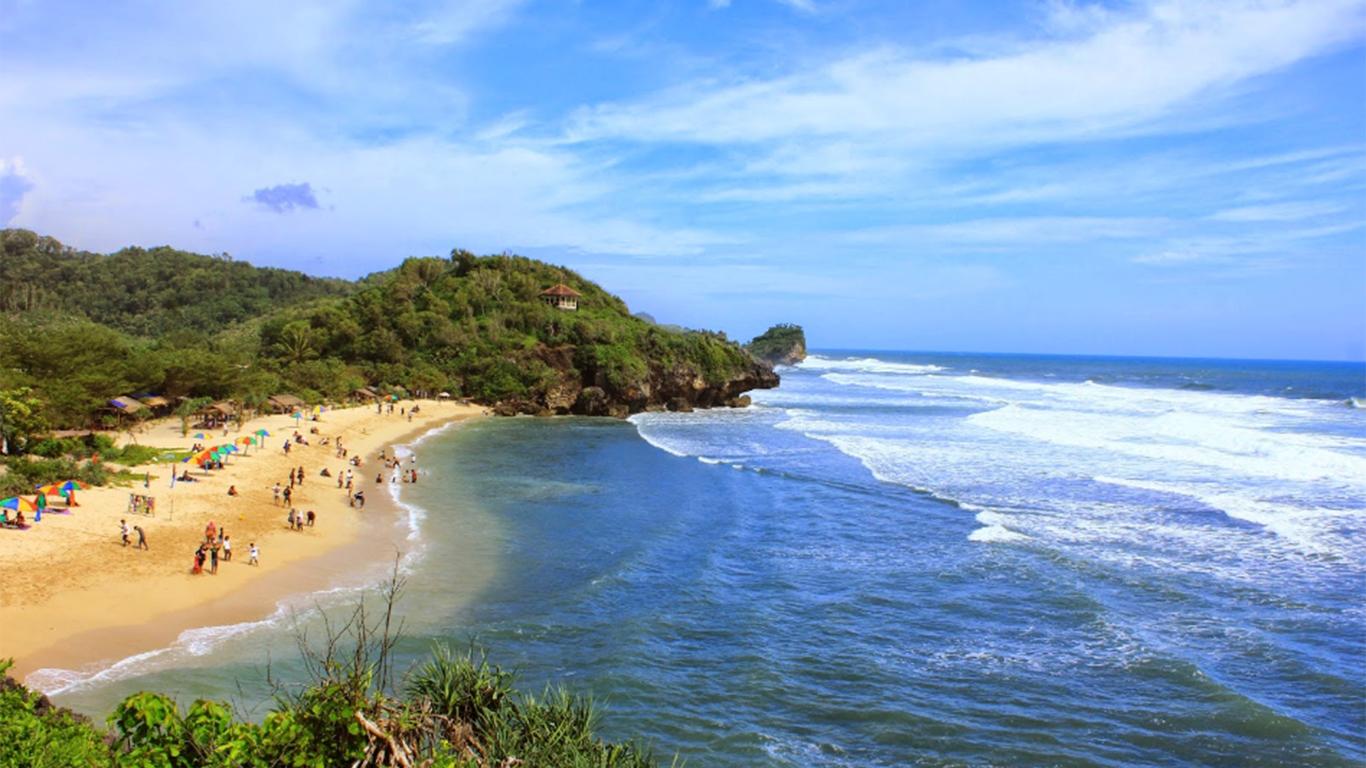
[134,525,148,550]
[193,545,205,574]
[289,468,296,488]
[297,465,305,485]
[120,519,130,547]
[273,482,281,505]
[306,509,315,527]
[283,486,292,506]
[248,542,259,566]
[222,535,232,561]
[287,508,297,529]
[209,541,220,574]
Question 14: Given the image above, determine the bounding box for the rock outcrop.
[745,324,806,366]
[492,346,779,418]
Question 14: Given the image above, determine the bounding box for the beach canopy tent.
[437,392,452,399]
[267,394,305,414]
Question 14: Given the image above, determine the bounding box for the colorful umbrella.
[193,432,206,439]
[1,497,36,512]
[236,437,253,445]
[44,480,89,493]
[254,428,270,437]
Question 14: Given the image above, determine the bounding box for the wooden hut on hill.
[540,284,581,311]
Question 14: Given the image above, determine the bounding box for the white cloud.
[1210,201,1347,222]
[568,1,1366,154]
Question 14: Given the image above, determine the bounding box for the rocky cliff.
[490,343,780,418]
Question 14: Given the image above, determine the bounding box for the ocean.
[45,351,1366,766]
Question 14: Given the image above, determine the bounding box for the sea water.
[48,351,1366,766]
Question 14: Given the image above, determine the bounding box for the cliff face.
[491,344,780,417]
[746,324,807,366]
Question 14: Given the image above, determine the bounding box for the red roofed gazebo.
[540,284,582,311]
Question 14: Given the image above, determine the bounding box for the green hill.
[0,229,351,337]
[0,231,778,435]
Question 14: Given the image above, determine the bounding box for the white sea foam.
[631,353,1366,572]
[969,525,1029,543]
[798,355,946,376]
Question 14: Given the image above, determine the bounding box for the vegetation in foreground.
[0,580,665,768]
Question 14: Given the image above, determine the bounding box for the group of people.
[376,450,419,485]
[191,520,257,574]
[286,507,315,530]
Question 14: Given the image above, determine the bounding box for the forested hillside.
[0,229,351,337]
[0,230,777,439]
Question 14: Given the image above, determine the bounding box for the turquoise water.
[47,351,1366,766]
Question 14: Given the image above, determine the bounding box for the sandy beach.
[0,400,483,685]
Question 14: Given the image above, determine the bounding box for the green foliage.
[745,323,806,364]
[1,229,765,432]
[0,228,350,337]
[0,606,666,767]
[0,659,112,768]
[0,456,107,496]
[0,387,45,454]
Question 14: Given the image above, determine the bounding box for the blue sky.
[1,0,1364,360]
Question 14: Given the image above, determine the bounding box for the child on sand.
[222,535,231,561]
[248,542,259,565]
[120,519,130,547]
[272,483,281,504]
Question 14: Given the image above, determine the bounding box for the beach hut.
[351,387,380,403]
[540,284,582,311]
[193,401,236,429]
[108,396,145,415]
[138,395,172,416]
[267,394,305,414]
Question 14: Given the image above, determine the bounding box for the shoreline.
[0,400,484,690]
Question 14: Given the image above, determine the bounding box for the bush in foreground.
[0,581,665,767]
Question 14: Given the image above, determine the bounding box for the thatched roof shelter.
[267,394,305,413]
[108,396,144,414]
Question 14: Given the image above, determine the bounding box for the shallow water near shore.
[52,351,1366,766]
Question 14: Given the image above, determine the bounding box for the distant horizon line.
[807,347,1366,367]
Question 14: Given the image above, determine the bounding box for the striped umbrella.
[1,496,35,512]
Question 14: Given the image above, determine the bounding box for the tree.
[0,387,45,454]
